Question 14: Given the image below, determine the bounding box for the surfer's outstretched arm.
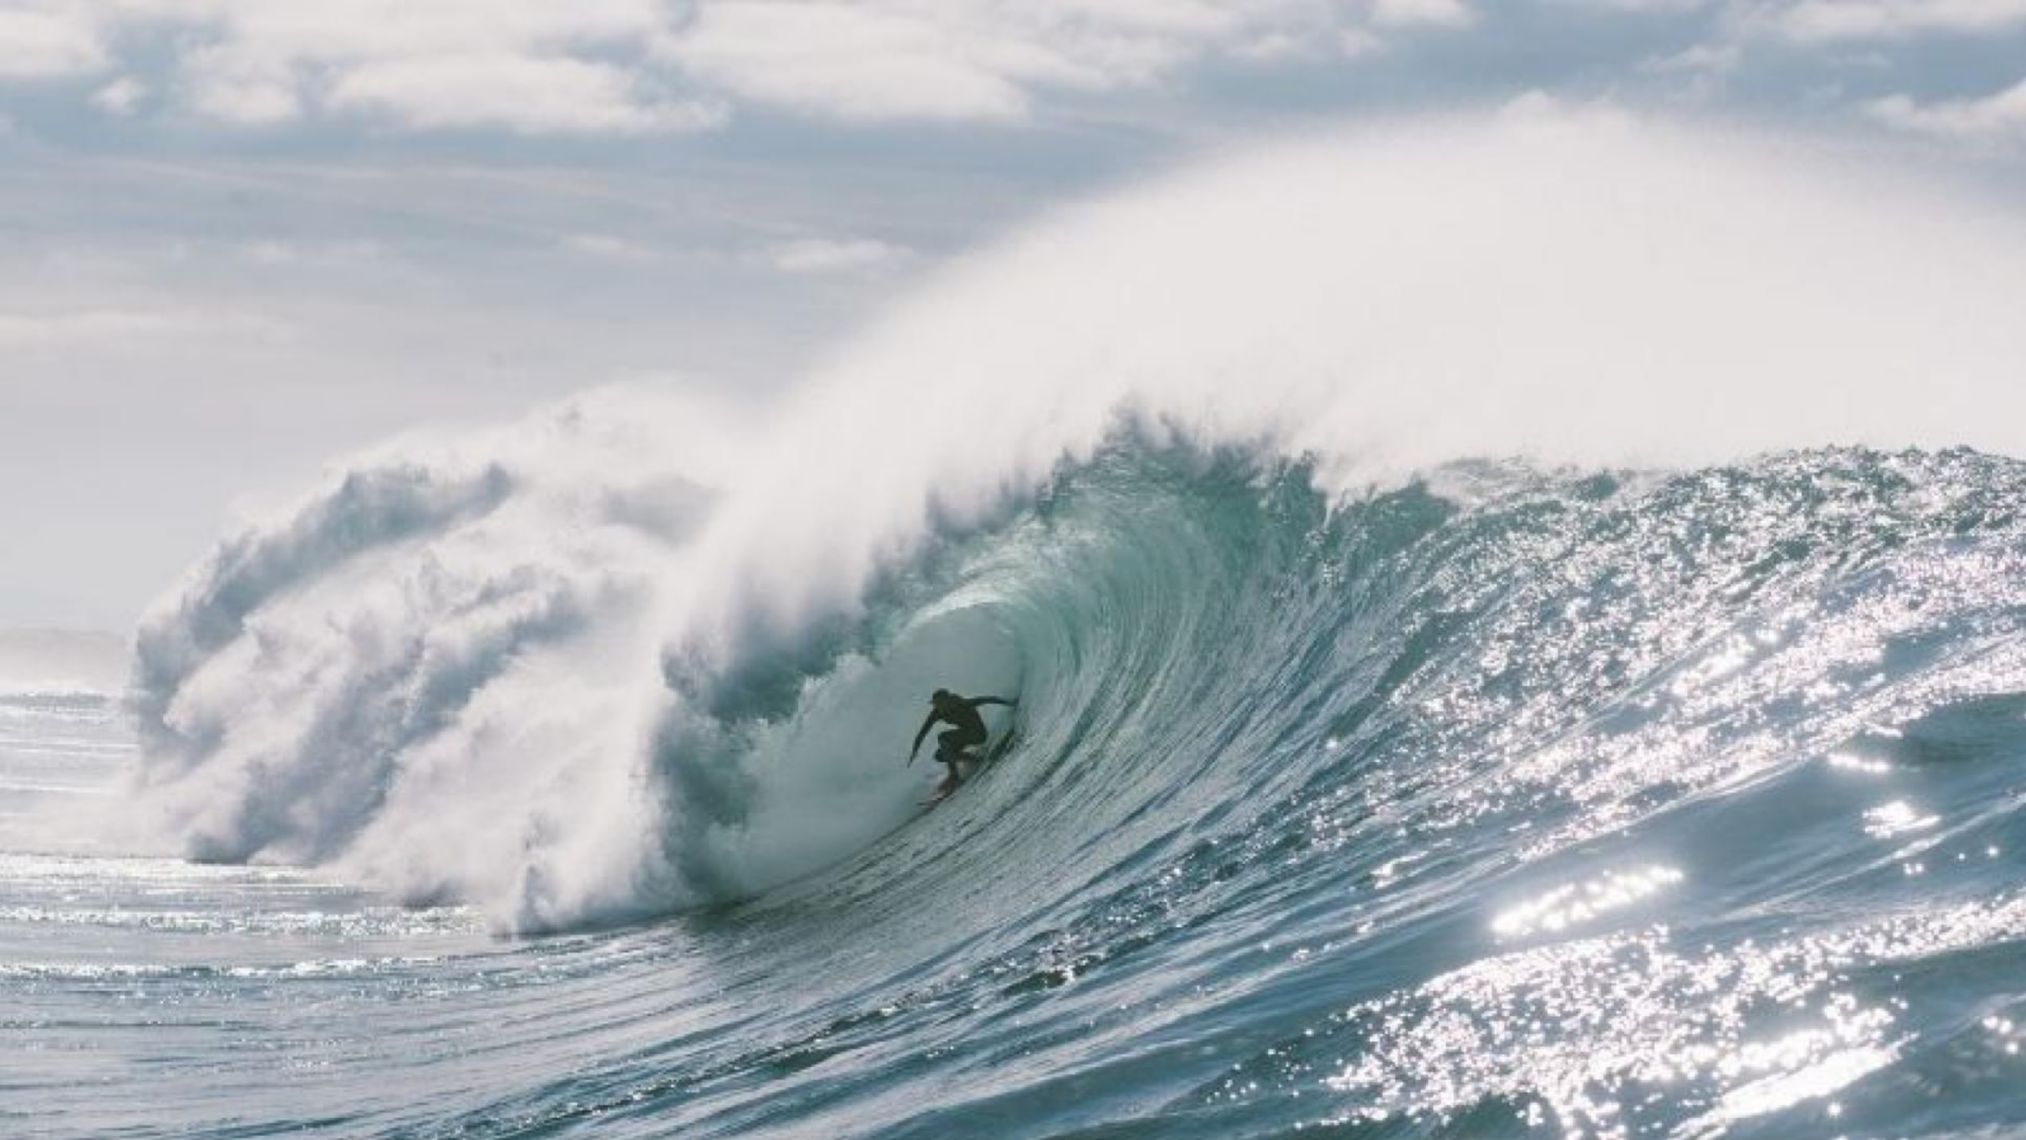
[968,696,1017,709]
[907,712,938,764]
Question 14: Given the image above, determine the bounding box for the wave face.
[686,443,2026,1140]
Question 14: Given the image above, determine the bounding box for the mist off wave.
[129,111,2026,933]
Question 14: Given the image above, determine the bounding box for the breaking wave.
[126,110,2026,939]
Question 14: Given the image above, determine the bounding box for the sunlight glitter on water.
[1862,800,1939,840]
[1323,895,2026,1137]
[1491,865,1685,940]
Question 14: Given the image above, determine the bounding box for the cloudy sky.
[3,0,2024,631]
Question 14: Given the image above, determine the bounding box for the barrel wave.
[92,112,2026,1137]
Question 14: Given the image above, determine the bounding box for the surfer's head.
[931,688,953,706]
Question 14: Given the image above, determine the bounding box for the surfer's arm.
[969,696,1017,709]
[908,712,937,761]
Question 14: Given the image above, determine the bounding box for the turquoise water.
[7,443,2026,1137]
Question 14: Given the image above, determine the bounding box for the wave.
[125,110,2026,933]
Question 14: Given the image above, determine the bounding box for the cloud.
[328,53,722,135]
[0,309,179,347]
[665,4,1041,122]
[1370,0,1476,30]
[180,42,302,126]
[562,233,659,262]
[0,0,706,135]
[1866,77,2026,140]
[764,236,912,275]
[1553,0,1713,9]
[1767,0,2026,41]
[1640,43,1743,74]
[1338,27,1387,57]
[0,0,1472,133]
[18,0,2026,146]
[0,6,107,79]
[1229,30,1324,63]
[1634,42,1741,103]
[659,0,1304,123]
[160,0,712,134]
[660,0,1466,123]
[91,75,147,114]
[0,306,289,348]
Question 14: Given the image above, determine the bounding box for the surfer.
[907,688,1017,794]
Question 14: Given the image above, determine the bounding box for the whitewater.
[8,111,2026,1138]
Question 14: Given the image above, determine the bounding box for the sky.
[3,0,2025,632]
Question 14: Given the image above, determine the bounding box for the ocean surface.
[7,442,2026,1139]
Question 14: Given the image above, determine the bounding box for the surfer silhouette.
[908,688,1016,795]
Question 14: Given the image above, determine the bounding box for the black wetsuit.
[911,694,1015,765]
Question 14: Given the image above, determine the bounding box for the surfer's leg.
[940,726,985,759]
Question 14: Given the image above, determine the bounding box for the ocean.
[8,442,2026,1138]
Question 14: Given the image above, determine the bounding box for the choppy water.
[8,443,2026,1138]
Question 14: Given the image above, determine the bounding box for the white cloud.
[1551,0,1712,10]
[91,75,147,114]
[1495,89,1641,132]
[0,306,288,348]
[0,0,1475,133]
[661,0,1444,123]
[1867,77,2026,140]
[765,236,911,275]
[1370,0,1476,29]
[240,239,296,264]
[184,77,299,125]
[328,53,721,135]
[1339,27,1387,57]
[1229,31,1313,63]
[1639,43,1742,74]
[667,4,1038,122]
[0,0,696,134]
[0,309,176,347]
[563,233,659,262]
[1635,43,1740,103]
[180,42,302,126]
[158,0,709,134]
[661,0,1319,122]
[1768,0,2026,41]
[136,0,666,68]
[0,7,107,79]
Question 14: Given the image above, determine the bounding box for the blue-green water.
[8,442,2026,1137]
